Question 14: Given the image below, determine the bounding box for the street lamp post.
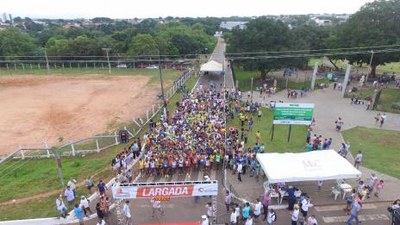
[102,48,112,75]
[50,148,65,188]
[365,50,374,87]
[158,49,168,118]
[43,48,50,73]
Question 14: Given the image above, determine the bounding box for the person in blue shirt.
[306,143,313,152]
[242,202,251,221]
[242,155,248,174]
[287,186,296,211]
[74,204,84,225]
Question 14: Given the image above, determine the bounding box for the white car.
[146,65,159,69]
[116,64,127,68]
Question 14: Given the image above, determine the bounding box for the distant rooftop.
[220,21,248,30]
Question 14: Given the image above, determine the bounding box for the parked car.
[116,64,127,68]
[146,65,159,70]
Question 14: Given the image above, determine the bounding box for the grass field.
[345,88,400,113]
[227,107,307,153]
[342,127,400,179]
[0,74,199,220]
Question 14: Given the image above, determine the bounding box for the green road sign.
[273,103,314,125]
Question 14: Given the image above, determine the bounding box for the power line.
[227,48,400,60]
[225,44,400,56]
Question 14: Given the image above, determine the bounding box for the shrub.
[392,102,400,110]
[351,87,358,92]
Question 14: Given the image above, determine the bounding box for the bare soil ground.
[0,75,159,156]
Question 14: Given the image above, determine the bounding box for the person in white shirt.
[291,205,299,225]
[201,215,209,225]
[307,215,318,225]
[237,162,243,182]
[234,203,241,222]
[67,179,77,197]
[206,202,214,218]
[79,196,92,217]
[354,150,363,169]
[96,218,106,225]
[64,186,75,206]
[123,200,132,225]
[266,209,276,225]
[151,198,165,217]
[301,196,310,219]
[56,195,67,218]
[244,216,253,225]
[253,199,262,221]
[230,208,237,225]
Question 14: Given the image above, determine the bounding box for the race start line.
[112,180,218,199]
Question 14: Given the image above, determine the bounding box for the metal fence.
[0,70,193,163]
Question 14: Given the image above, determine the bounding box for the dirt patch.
[0,75,159,156]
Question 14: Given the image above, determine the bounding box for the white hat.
[201,215,207,219]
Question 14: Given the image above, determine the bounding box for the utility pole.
[50,148,65,188]
[158,49,168,118]
[102,48,112,75]
[44,48,50,73]
[365,51,374,87]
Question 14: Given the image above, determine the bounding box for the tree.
[330,0,400,77]
[0,28,36,58]
[227,17,307,80]
[128,34,158,56]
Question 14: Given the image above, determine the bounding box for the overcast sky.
[0,0,375,19]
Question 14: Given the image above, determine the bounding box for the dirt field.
[0,75,159,156]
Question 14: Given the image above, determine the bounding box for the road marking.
[315,203,377,212]
[322,214,389,223]
[137,203,176,209]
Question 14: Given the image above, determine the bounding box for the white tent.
[256,150,361,183]
[200,60,223,73]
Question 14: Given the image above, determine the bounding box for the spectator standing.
[67,179,77,198]
[123,200,132,225]
[335,117,344,131]
[242,202,251,222]
[56,194,68,218]
[261,191,271,221]
[64,186,75,206]
[96,218,106,225]
[380,113,386,127]
[73,203,85,225]
[201,215,209,225]
[97,180,107,196]
[300,196,310,220]
[354,151,362,169]
[86,176,94,193]
[307,215,318,225]
[346,200,362,225]
[237,162,243,182]
[291,205,300,225]
[96,202,104,220]
[253,199,262,222]
[151,198,165,217]
[266,208,276,225]
[374,180,384,198]
[230,208,237,225]
[225,191,233,212]
[79,196,92,217]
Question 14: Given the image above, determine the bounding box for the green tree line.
[0,18,219,60]
[226,0,400,78]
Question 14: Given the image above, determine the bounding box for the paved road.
[80,37,235,225]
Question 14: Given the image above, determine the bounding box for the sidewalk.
[227,84,400,206]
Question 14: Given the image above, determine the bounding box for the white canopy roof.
[200,60,223,72]
[256,150,362,183]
